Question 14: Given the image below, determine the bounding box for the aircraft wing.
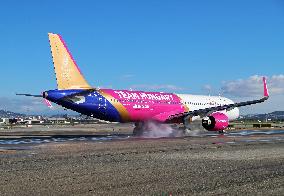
[167,77,269,122]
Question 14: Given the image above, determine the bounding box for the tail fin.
[48,33,91,90]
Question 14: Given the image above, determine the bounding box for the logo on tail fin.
[48,33,91,90]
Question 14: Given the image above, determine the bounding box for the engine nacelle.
[202,112,229,131]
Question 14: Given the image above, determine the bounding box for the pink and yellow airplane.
[18,33,269,134]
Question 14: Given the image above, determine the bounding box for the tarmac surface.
[0,124,283,195]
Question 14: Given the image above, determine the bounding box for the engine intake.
[202,112,229,131]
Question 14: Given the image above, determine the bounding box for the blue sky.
[0,0,283,114]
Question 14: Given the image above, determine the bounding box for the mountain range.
[0,110,26,118]
[241,111,284,121]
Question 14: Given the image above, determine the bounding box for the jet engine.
[202,112,229,131]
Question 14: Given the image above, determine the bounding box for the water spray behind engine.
[134,121,206,138]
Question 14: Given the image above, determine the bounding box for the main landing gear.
[133,122,144,136]
[182,116,204,134]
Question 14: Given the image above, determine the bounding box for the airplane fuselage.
[45,89,239,123]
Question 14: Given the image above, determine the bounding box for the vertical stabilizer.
[48,33,91,90]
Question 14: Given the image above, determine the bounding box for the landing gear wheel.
[183,128,192,135]
[218,130,226,134]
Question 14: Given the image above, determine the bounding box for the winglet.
[263,77,269,97]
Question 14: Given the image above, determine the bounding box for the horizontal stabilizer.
[16,93,42,97]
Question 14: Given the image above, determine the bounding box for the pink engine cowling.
[202,112,229,131]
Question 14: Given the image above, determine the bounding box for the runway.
[0,125,283,195]
[0,128,283,146]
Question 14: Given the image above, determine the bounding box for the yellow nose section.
[48,33,91,90]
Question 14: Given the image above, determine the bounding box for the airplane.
[18,33,269,134]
